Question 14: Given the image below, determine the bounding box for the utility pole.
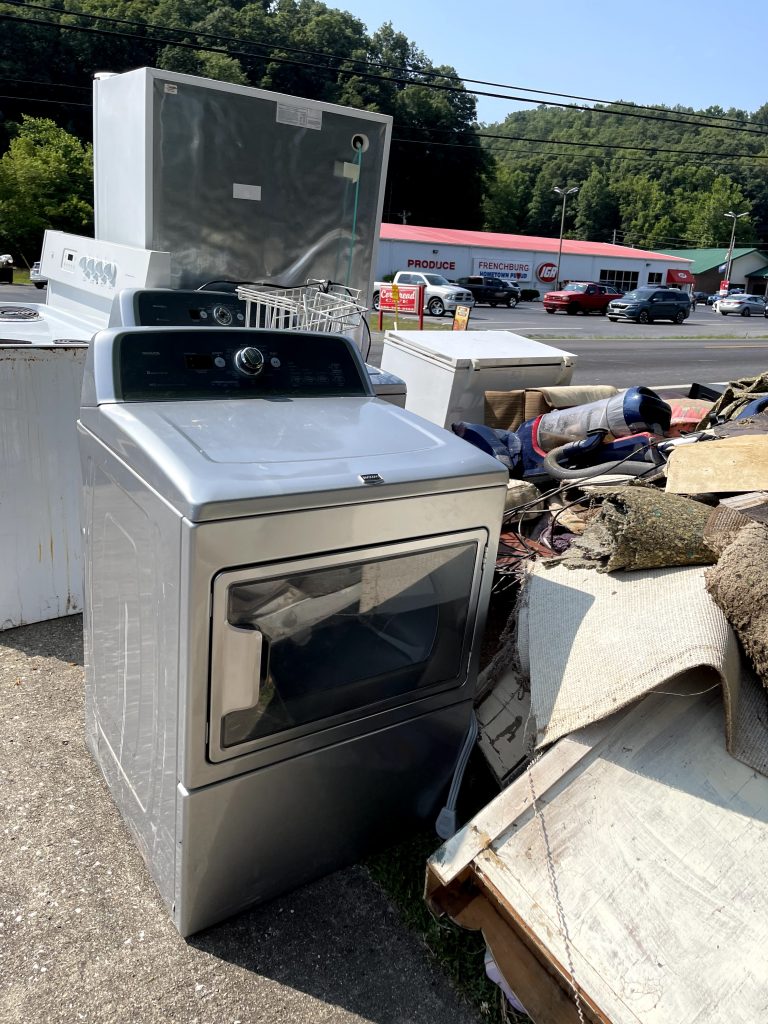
[398,210,411,225]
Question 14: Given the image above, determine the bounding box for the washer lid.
[82,395,506,520]
[383,329,574,369]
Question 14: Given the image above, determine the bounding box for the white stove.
[0,302,98,344]
[0,232,170,630]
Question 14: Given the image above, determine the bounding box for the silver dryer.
[78,325,506,935]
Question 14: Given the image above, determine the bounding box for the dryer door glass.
[210,538,480,757]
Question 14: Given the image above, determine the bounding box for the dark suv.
[607,288,691,324]
[456,276,519,307]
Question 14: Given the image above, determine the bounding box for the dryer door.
[208,530,486,762]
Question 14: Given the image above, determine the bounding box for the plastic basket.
[236,282,367,333]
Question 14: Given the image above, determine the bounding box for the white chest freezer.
[380,330,576,429]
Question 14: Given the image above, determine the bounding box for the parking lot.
[464,299,768,340]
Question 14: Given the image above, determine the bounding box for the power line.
[2,79,759,168]
[0,92,90,108]
[6,0,768,134]
[0,75,91,92]
[394,132,768,162]
[2,4,768,139]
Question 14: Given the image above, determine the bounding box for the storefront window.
[599,269,639,291]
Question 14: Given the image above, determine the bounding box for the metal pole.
[723,211,747,290]
[725,215,737,287]
[555,192,567,289]
[553,186,578,290]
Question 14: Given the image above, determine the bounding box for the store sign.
[473,256,532,283]
[453,305,471,331]
[406,257,456,271]
[536,262,558,283]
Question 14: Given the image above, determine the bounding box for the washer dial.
[234,346,265,376]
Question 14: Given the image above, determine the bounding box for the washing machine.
[78,325,506,936]
[111,286,407,406]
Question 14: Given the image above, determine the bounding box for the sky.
[335,0,762,125]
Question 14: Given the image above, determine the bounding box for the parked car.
[504,280,522,305]
[543,282,622,315]
[455,276,519,307]
[715,294,766,317]
[607,287,691,324]
[29,261,47,289]
[0,253,13,284]
[693,291,709,303]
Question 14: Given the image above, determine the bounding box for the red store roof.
[379,223,691,263]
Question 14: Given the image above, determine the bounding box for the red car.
[543,282,622,315]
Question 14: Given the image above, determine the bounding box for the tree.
[0,117,93,264]
[573,167,619,242]
[482,164,532,232]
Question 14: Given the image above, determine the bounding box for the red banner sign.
[378,283,420,313]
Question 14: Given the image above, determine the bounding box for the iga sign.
[473,256,532,283]
[536,262,558,284]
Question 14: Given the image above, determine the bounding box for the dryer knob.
[235,346,265,376]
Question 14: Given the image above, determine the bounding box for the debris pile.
[452,375,768,786]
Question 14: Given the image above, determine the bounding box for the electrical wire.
[5,0,768,137]
[3,5,768,138]
[393,132,768,163]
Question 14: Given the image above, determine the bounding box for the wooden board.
[666,435,768,493]
[428,685,768,1024]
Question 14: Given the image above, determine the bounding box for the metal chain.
[526,754,588,1024]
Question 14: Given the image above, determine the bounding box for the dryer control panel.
[103,327,372,402]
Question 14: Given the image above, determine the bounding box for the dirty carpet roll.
[706,522,768,687]
[556,486,716,572]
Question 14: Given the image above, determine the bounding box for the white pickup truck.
[372,271,474,318]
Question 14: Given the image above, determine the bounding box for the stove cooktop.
[0,303,94,346]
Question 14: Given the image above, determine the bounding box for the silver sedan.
[714,293,766,316]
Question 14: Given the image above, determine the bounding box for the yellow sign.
[453,304,471,331]
[391,283,399,304]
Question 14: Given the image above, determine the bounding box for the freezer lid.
[383,329,575,369]
[80,396,507,520]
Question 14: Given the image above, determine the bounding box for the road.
[5,283,767,389]
[370,300,768,388]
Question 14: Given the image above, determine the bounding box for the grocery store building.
[376,224,695,293]
[656,247,768,296]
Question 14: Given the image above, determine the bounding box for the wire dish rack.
[236,282,367,333]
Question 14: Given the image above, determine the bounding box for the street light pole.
[723,210,748,289]
[553,186,579,289]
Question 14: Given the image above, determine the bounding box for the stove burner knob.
[212,305,234,326]
[235,346,265,376]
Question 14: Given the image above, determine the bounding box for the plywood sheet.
[666,435,768,494]
[431,687,768,1024]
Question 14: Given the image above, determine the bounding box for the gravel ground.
[0,615,480,1024]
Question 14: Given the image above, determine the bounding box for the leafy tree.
[482,164,533,232]
[0,116,93,264]
[573,167,619,242]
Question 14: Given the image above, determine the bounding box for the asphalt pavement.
[0,615,479,1024]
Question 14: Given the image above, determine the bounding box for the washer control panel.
[112,328,371,401]
[118,288,247,328]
